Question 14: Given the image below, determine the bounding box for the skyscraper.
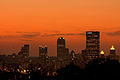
[110,45,116,55]
[109,45,118,60]
[100,50,105,58]
[57,37,69,59]
[82,31,100,60]
[39,45,48,64]
[39,45,48,57]
[18,44,29,57]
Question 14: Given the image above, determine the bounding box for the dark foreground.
[0,59,120,80]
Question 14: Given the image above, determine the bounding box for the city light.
[0,0,120,79]
[110,45,115,50]
[0,32,119,80]
[100,51,105,55]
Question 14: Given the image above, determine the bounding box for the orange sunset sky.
[0,0,120,56]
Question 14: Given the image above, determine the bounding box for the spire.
[110,45,115,50]
[100,50,104,55]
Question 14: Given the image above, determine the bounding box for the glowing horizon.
[0,0,120,56]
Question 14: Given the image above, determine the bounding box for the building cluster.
[0,31,120,74]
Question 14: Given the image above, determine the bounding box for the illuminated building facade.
[82,31,100,60]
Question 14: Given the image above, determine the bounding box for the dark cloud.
[106,31,120,36]
[21,32,40,38]
[0,35,17,39]
[16,32,40,34]
[42,33,85,37]
[48,30,60,33]
[16,32,41,38]
[0,32,40,39]
[21,39,32,41]
[0,32,85,39]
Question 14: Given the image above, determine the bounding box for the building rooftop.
[110,45,115,50]
[58,37,64,40]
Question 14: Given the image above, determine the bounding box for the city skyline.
[0,0,120,56]
[0,31,119,57]
[0,0,120,80]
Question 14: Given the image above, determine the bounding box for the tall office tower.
[110,45,116,55]
[109,45,117,60]
[39,45,48,57]
[85,31,100,59]
[100,50,105,58]
[18,44,29,57]
[39,45,48,64]
[57,37,69,59]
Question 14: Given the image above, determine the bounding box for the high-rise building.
[108,45,118,60]
[82,31,100,60]
[39,45,48,65]
[18,44,29,57]
[57,37,69,59]
[100,50,105,58]
[110,45,116,55]
[39,45,48,57]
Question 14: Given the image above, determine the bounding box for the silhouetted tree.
[85,59,120,80]
[55,63,85,80]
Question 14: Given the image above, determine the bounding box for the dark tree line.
[55,59,120,80]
